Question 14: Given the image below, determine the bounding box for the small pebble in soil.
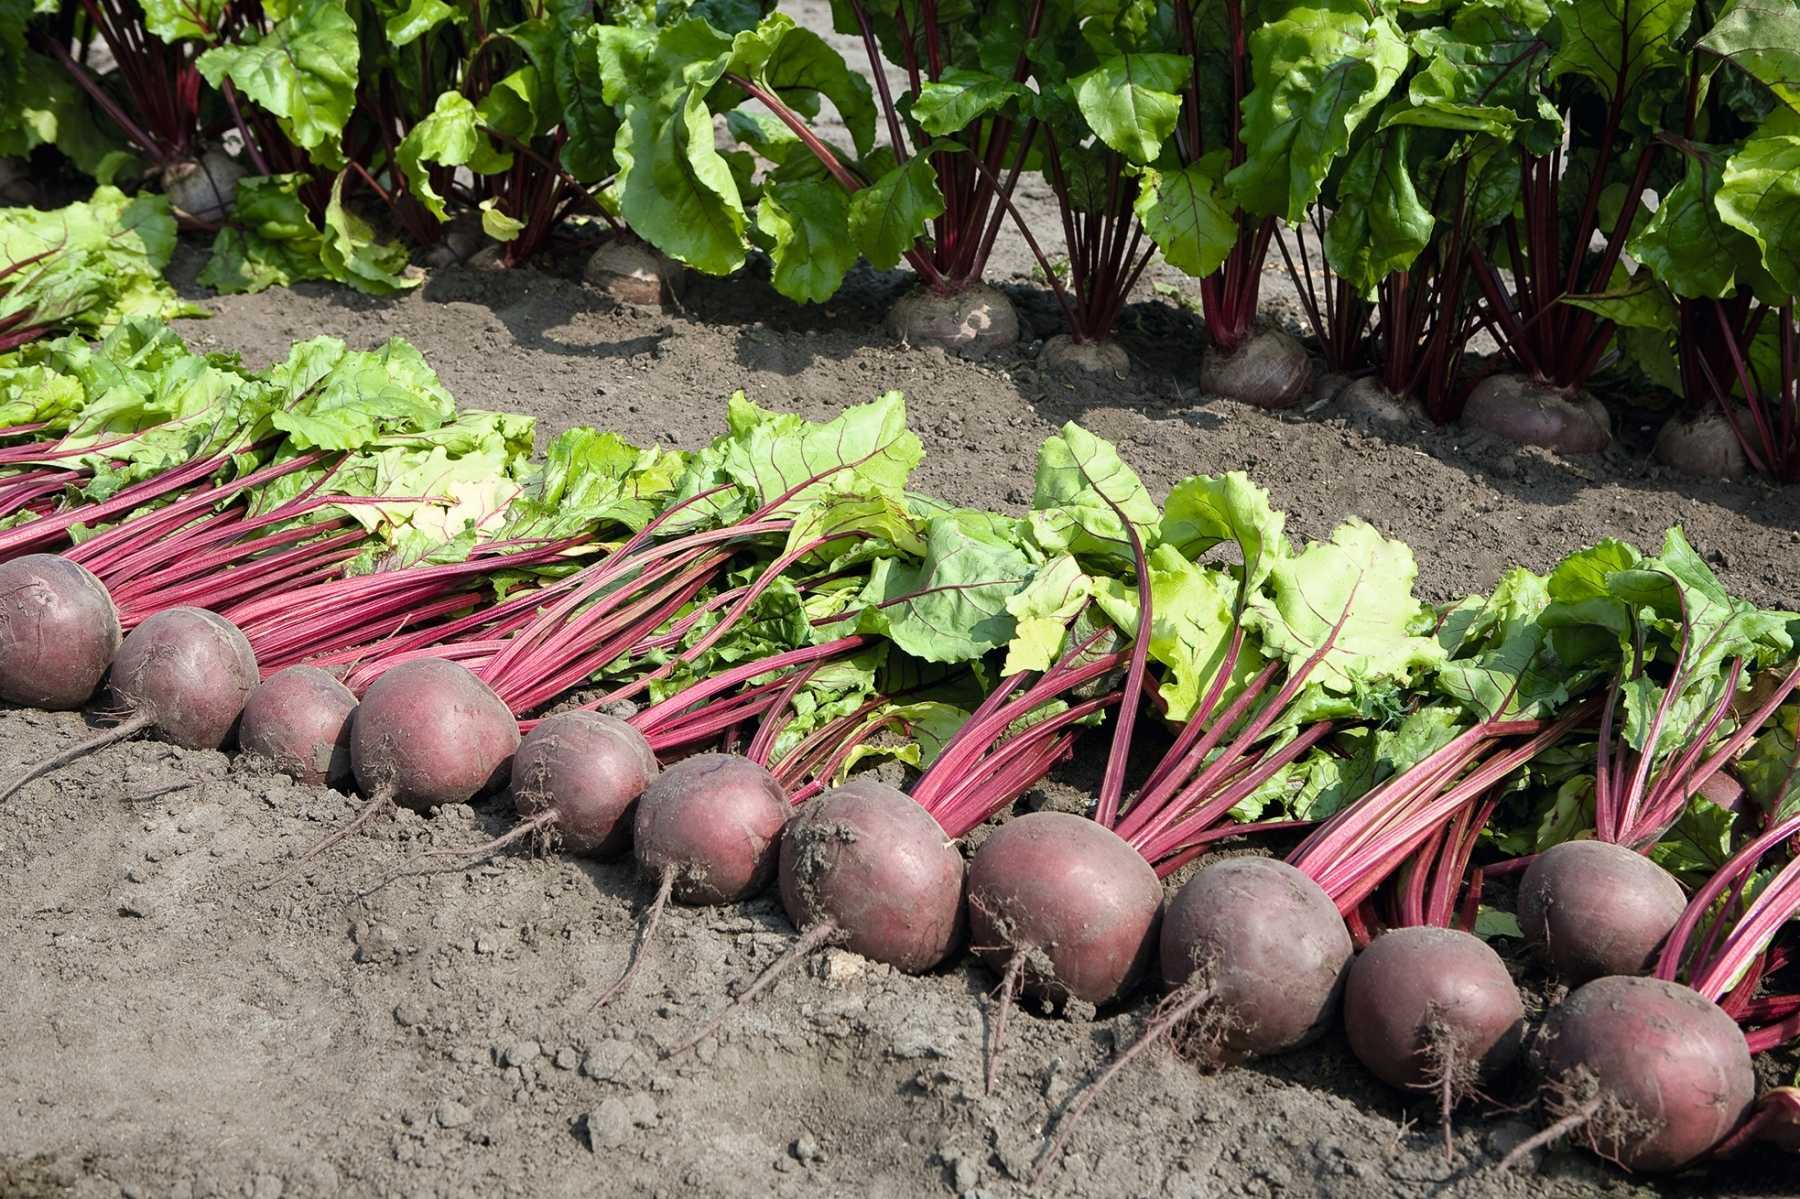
[501,1039,541,1068]
[585,1095,659,1150]
[553,1046,579,1070]
[435,1098,474,1129]
[393,999,427,1028]
[790,1133,824,1165]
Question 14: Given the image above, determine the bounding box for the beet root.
[109,606,259,750]
[1337,376,1427,430]
[779,778,966,973]
[967,811,1162,1008]
[888,283,1020,355]
[1200,328,1312,409]
[632,752,790,905]
[1518,840,1686,985]
[162,150,246,223]
[0,554,122,710]
[1461,374,1611,453]
[1160,857,1352,1060]
[1345,927,1525,1097]
[1654,411,1748,481]
[508,710,658,857]
[350,658,518,811]
[584,238,679,307]
[1521,975,1753,1173]
[1041,335,1130,378]
[238,666,356,788]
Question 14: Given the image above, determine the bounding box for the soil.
[9,7,1800,1195]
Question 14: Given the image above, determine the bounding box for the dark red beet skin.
[510,711,658,857]
[109,607,259,750]
[1161,857,1352,1058]
[1519,840,1687,984]
[633,753,790,904]
[239,666,356,788]
[0,554,122,710]
[779,778,965,974]
[350,658,518,811]
[966,811,1162,1007]
[1532,975,1754,1173]
[1344,926,1525,1091]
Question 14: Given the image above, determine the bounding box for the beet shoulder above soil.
[2,246,1797,1199]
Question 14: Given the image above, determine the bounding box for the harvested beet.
[595,754,790,1011]
[779,778,965,973]
[1200,328,1311,409]
[1518,840,1686,984]
[1344,927,1525,1096]
[670,779,966,1057]
[238,666,356,788]
[967,811,1162,1008]
[508,710,658,857]
[0,605,257,803]
[350,658,518,811]
[0,554,121,710]
[888,283,1020,355]
[1517,975,1753,1173]
[1160,856,1352,1059]
[1461,374,1611,453]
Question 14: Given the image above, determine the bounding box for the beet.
[0,554,121,710]
[966,811,1162,1008]
[1518,840,1686,984]
[162,150,246,223]
[238,666,356,788]
[632,752,790,903]
[0,605,258,804]
[1523,975,1753,1173]
[1654,411,1748,481]
[510,710,658,857]
[584,238,677,307]
[1344,927,1525,1095]
[1160,856,1352,1059]
[350,658,518,811]
[888,283,1020,355]
[1461,374,1611,453]
[779,778,965,973]
[1041,335,1130,378]
[1337,376,1426,430]
[1200,328,1311,409]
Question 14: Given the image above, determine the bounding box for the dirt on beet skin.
[7,13,1800,1192]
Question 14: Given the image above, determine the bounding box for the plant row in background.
[3,0,1799,479]
[2,317,1800,1173]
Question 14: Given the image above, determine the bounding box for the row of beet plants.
[1,0,1797,479]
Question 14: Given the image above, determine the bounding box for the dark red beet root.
[1344,927,1525,1093]
[966,811,1162,1007]
[1200,329,1311,410]
[1518,840,1686,984]
[1654,411,1747,481]
[109,607,259,750]
[1528,975,1753,1173]
[239,666,356,788]
[0,554,122,710]
[1461,375,1611,453]
[350,658,518,811]
[1161,857,1352,1058]
[511,711,658,857]
[779,778,965,973]
[632,752,790,904]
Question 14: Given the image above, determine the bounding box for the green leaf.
[1548,0,1695,97]
[1245,518,1446,701]
[1630,140,1767,300]
[320,174,417,294]
[914,68,1030,136]
[1133,161,1238,280]
[143,0,227,42]
[1700,0,1800,113]
[1002,554,1093,676]
[397,92,513,224]
[755,178,856,304]
[725,14,875,158]
[1387,0,1557,144]
[1436,567,1585,719]
[478,199,526,242]
[1071,53,1189,164]
[196,0,359,168]
[558,22,618,183]
[860,510,1037,663]
[1228,1,1410,223]
[384,0,455,46]
[198,174,325,294]
[1026,421,1161,567]
[0,187,200,335]
[1158,471,1290,596]
[1739,703,1800,820]
[1323,125,1435,293]
[266,335,456,450]
[848,153,946,271]
[1473,907,1525,941]
[1650,794,1738,882]
[1718,107,1800,296]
